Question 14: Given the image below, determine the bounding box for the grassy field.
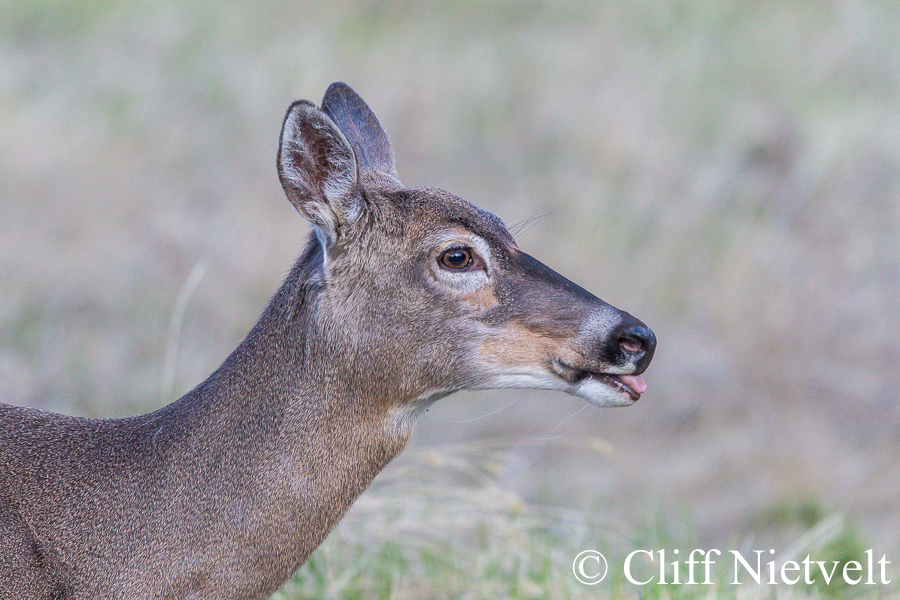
[1,0,898,597]
[273,440,888,599]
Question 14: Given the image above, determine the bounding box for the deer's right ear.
[277,100,361,246]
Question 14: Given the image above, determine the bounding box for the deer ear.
[277,99,361,246]
[321,82,399,182]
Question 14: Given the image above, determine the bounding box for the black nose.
[611,320,656,374]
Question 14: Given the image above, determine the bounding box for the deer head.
[276,82,656,426]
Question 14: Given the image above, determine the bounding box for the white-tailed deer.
[0,82,655,599]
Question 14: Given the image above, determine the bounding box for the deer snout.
[608,318,656,374]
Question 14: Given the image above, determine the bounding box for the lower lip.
[590,373,642,401]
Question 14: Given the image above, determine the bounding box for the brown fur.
[0,82,655,599]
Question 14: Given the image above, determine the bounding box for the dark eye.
[440,247,474,270]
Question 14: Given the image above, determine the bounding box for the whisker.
[449,396,523,423]
[536,403,589,440]
[508,212,551,238]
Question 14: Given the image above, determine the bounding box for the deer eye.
[439,247,474,270]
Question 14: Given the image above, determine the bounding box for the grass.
[270,440,895,600]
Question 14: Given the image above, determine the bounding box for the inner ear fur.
[277,99,362,245]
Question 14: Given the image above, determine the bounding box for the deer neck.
[166,240,414,562]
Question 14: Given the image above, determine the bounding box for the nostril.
[617,324,657,359]
[619,336,644,355]
[603,320,657,373]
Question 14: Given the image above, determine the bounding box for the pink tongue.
[618,374,647,395]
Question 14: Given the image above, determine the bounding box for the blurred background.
[2,0,898,594]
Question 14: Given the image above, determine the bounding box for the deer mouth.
[587,372,647,401]
[551,360,648,402]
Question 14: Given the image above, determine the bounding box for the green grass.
[271,441,895,600]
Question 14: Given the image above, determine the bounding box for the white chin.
[483,370,636,408]
[569,377,636,407]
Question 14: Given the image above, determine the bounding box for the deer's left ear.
[321,82,399,183]
[277,99,362,247]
